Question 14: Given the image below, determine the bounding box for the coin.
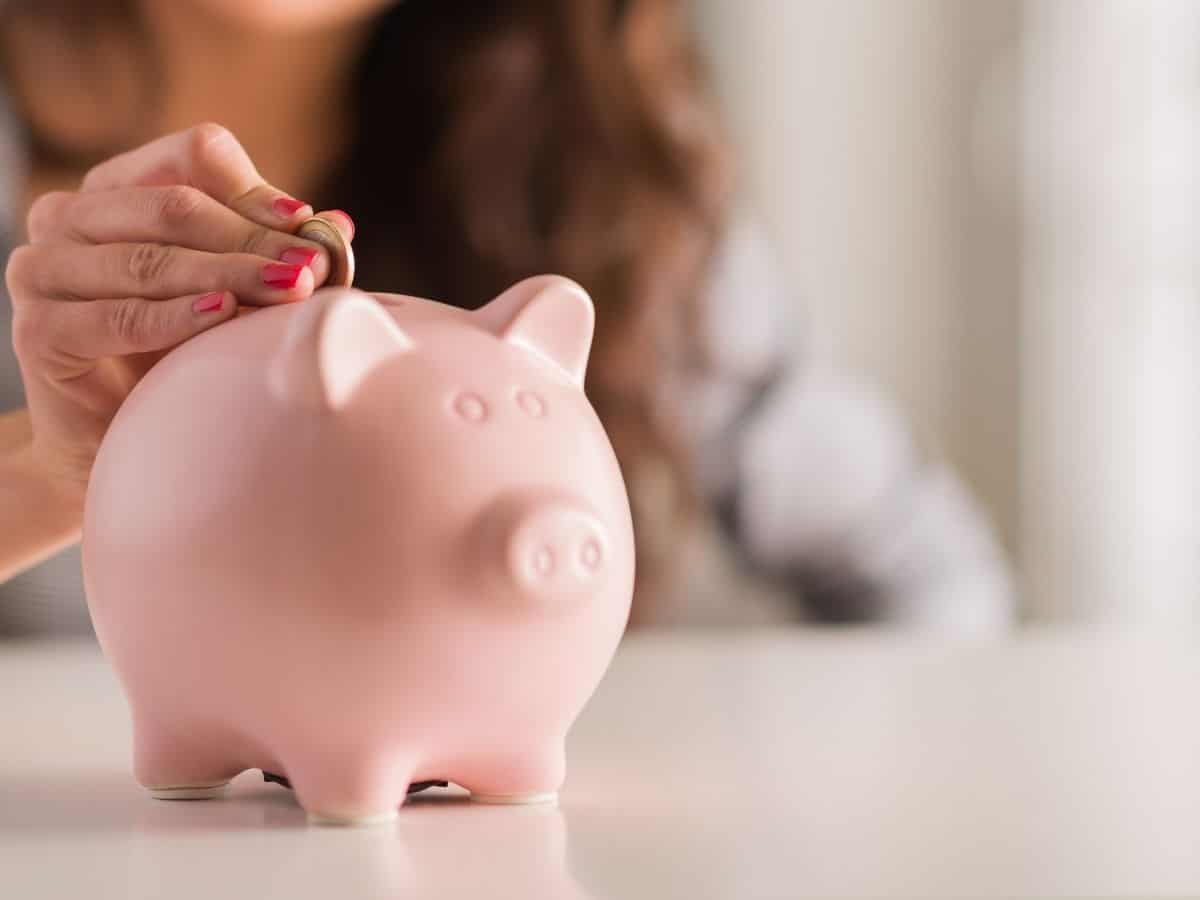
[297,214,355,288]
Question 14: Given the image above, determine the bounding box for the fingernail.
[327,209,356,240]
[272,197,308,218]
[262,263,304,289]
[193,291,226,313]
[278,247,320,268]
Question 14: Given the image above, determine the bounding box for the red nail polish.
[278,247,320,268]
[328,209,356,240]
[272,197,308,218]
[262,263,304,289]
[193,292,226,313]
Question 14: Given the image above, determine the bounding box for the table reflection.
[0,771,594,900]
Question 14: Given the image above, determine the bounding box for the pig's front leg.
[133,712,247,799]
[284,749,416,826]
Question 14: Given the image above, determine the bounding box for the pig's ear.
[481,276,594,386]
[269,289,413,410]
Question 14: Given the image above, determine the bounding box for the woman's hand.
[5,123,351,507]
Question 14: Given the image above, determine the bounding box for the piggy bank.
[82,276,635,825]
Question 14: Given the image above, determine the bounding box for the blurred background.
[0,0,1196,632]
[694,0,1198,624]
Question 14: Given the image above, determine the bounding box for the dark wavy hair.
[2,0,734,612]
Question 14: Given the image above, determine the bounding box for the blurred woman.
[0,0,1013,633]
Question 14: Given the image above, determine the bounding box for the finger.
[318,209,356,243]
[23,242,316,307]
[28,187,332,285]
[79,123,313,231]
[22,291,238,361]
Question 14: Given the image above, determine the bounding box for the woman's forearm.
[0,439,83,584]
[0,408,33,453]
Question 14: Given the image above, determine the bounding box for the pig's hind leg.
[133,712,248,800]
[457,740,565,805]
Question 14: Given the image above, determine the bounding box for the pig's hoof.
[306,809,399,827]
[147,781,230,800]
[470,791,558,806]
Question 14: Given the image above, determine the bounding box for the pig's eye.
[515,389,547,418]
[453,391,489,423]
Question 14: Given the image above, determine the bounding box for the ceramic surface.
[81,277,635,824]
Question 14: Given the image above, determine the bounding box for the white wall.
[1020,0,1200,621]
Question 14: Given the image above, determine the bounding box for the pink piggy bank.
[82,276,635,825]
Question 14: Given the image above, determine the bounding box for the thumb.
[53,292,238,359]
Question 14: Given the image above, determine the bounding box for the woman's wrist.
[0,440,84,584]
[0,408,33,453]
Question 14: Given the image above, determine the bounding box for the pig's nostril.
[532,545,556,577]
[580,538,603,571]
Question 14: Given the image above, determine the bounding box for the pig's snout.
[509,503,608,593]
[481,496,609,598]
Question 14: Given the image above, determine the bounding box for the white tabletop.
[2,628,1199,898]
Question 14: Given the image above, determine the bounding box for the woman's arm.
[0,123,352,610]
[0,422,82,584]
